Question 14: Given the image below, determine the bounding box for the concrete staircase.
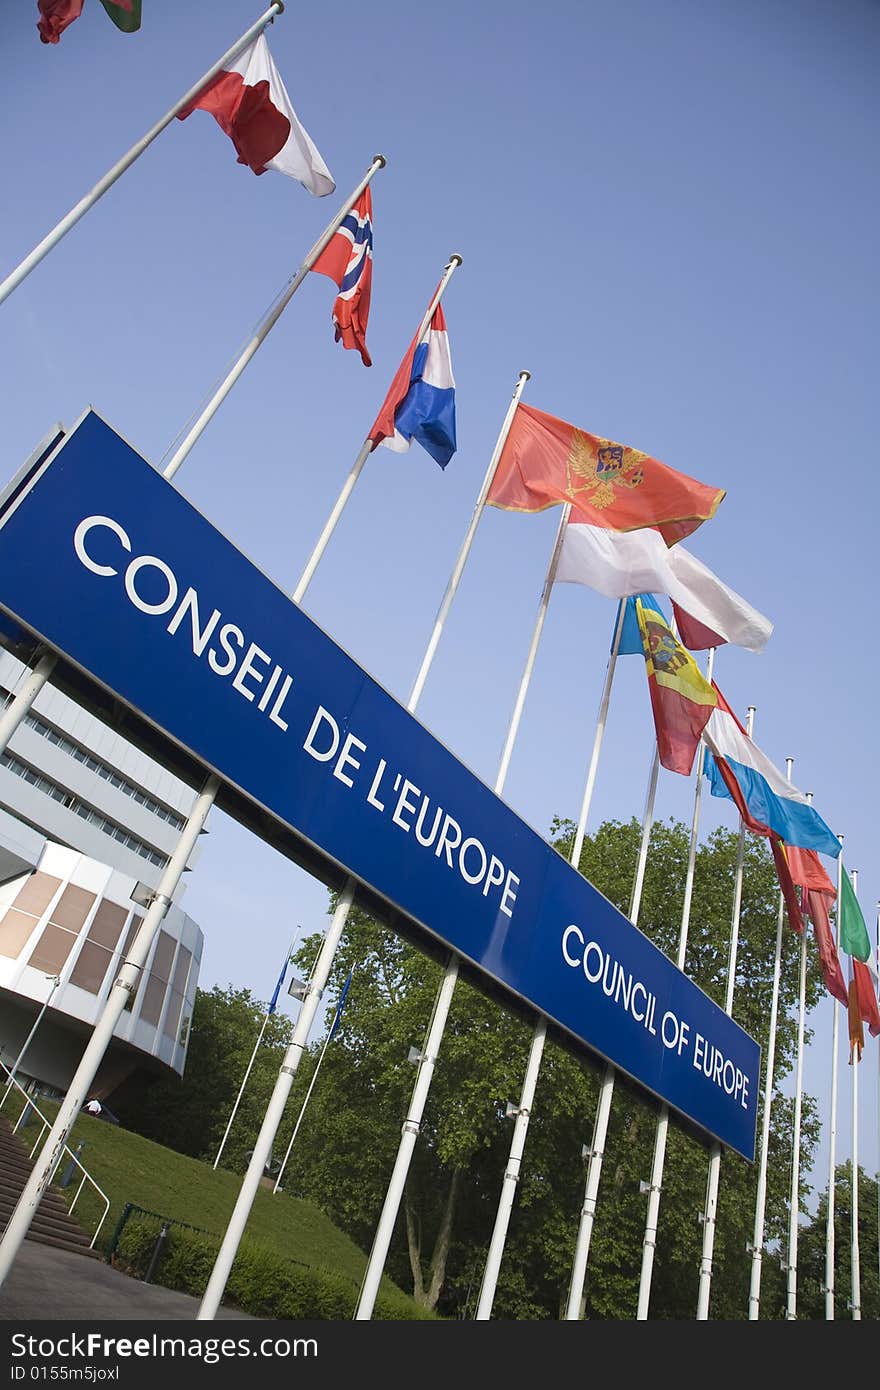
[0,1114,102,1258]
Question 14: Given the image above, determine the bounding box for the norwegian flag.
[312,187,373,366]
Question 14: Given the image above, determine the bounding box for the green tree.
[110,984,293,1171]
[112,817,832,1319]
[278,817,826,1318]
[796,1160,879,1320]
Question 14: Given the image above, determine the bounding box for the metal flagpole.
[0,5,286,309]
[785,792,813,1319]
[564,742,660,1320]
[354,504,572,1322]
[636,647,715,1320]
[0,301,289,1279]
[1,973,61,1102]
[474,598,628,1320]
[273,1003,339,1194]
[213,1012,270,1170]
[747,754,794,1318]
[163,154,387,481]
[195,372,531,1320]
[850,869,861,1320]
[0,775,218,1287]
[213,930,299,1169]
[292,255,463,604]
[0,148,414,1272]
[0,653,58,760]
[0,153,387,751]
[696,705,755,1320]
[825,835,844,1318]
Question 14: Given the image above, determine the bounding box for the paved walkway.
[0,1241,257,1321]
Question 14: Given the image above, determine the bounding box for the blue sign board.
[0,411,760,1157]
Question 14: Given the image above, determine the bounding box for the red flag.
[312,188,373,366]
[804,890,849,1007]
[770,840,806,935]
[487,403,725,545]
[37,0,83,43]
[786,845,836,897]
[669,601,724,652]
[37,0,140,42]
[852,958,880,1040]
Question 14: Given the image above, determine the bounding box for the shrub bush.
[114,1213,435,1320]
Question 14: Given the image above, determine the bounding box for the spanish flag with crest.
[634,597,717,774]
[487,403,725,546]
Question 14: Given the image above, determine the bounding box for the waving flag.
[702,689,840,858]
[556,516,772,652]
[617,593,665,654]
[37,0,83,41]
[369,301,456,468]
[803,889,849,1006]
[267,944,294,1015]
[327,969,354,1041]
[99,0,140,31]
[312,188,373,365]
[38,0,139,43]
[176,33,335,195]
[850,960,880,1051]
[634,596,717,774]
[839,863,872,962]
[781,846,847,1005]
[487,404,725,545]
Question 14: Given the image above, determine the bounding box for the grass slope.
[7,1095,422,1315]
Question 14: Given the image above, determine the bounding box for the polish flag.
[177,33,335,196]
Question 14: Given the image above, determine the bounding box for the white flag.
[555,517,773,653]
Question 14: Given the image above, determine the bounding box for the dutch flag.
[370,299,457,468]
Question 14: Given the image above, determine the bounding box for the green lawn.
[4,1094,422,1316]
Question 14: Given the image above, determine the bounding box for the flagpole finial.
[519,369,531,381]
[371,154,387,167]
[272,1,285,15]
[449,253,463,266]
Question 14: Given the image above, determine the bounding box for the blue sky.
[1,1,878,1200]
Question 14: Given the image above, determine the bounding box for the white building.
[0,649,205,1096]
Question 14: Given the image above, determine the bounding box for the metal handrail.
[0,1059,111,1248]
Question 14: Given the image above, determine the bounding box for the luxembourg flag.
[369,300,456,468]
[702,687,840,857]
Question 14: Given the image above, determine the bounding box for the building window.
[0,871,63,959]
[0,751,168,869]
[67,900,129,995]
[162,944,192,1041]
[28,884,97,975]
[0,690,186,831]
[139,930,176,1027]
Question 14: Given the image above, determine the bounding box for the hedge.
[114,1214,437,1321]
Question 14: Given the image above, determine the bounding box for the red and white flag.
[312,188,374,366]
[177,33,335,196]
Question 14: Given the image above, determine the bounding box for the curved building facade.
[0,649,205,1096]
